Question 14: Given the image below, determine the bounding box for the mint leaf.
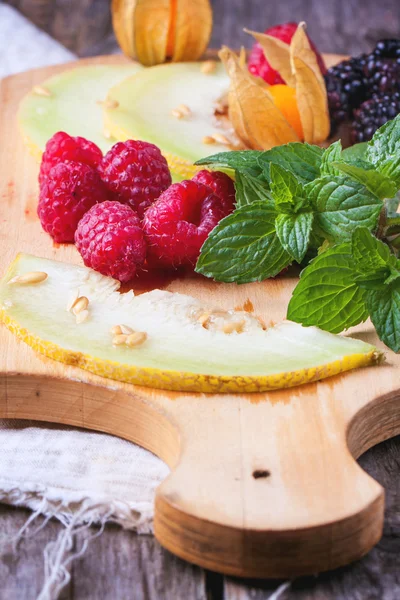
[342,142,368,162]
[287,243,369,333]
[320,140,343,176]
[275,212,313,263]
[196,202,291,283]
[352,227,400,291]
[365,287,400,352]
[352,226,393,272]
[308,176,382,241]
[196,143,323,184]
[262,143,324,184]
[378,157,400,187]
[269,163,305,212]
[234,171,274,208]
[366,113,400,186]
[195,151,264,177]
[333,162,397,200]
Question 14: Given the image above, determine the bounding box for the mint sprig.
[195,114,400,352]
[288,227,400,352]
[276,212,314,263]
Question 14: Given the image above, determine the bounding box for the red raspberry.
[143,180,230,268]
[192,170,236,213]
[99,140,172,218]
[39,131,103,187]
[75,201,147,282]
[38,162,108,243]
[248,22,326,85]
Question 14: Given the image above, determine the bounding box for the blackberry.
[364,55,400,97]
[351,92,400,143]
[324,56,368,133]
[372,39,400,59]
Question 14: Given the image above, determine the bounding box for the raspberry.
[99,140,172,218]
[192,170,236,213]
[39,131,103,187]
[143,180,230,268]
[248,22,326,85]
[75,201,147,282]
[38,162,108,243]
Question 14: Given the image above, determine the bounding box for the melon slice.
[103,62,231,178]
[18,64,143,160]
[0,254,382,393]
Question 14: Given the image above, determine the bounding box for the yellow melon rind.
[0,308,381,394]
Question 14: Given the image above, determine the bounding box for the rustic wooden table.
[1,1,400,598]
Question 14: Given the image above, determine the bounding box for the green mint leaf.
[287,243,369,333]
[365,287,400,352]
[342,142,368,163]
[269,163,303,210]
[352,227,400,290]
[275,212,314,263]
[366,113,400,186]
[196,202,291,283]
[378,156,400,187]
[261,142,324,185]
[352,226,393,272]
[195,151,264,177]
[354,272,388,291]
[320,140,343,176]
[333,162,397,200]
[234,171,274,208]
[196,143,324,184]
[308,176,382,241]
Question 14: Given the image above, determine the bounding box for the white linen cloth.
[0,5,170,599]
[0,418,169,600]
[0,3,75,78]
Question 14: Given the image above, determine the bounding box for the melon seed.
[71,296,89,315]
[126,332,147,347]
[33,85,52,97]
[201,60,216,74]
[8,271,48,285]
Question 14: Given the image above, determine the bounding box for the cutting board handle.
[154,389,392,578]
[2,373,400,578]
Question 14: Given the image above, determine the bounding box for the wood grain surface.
[1,435,399,599]
[5,0,400,57]
[1,55,400,587]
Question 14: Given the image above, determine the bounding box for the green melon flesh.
[103,62,231,164]
[0,255,381,393]
[18,64,143,154]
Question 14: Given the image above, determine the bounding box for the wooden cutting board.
[1,55,400,580]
